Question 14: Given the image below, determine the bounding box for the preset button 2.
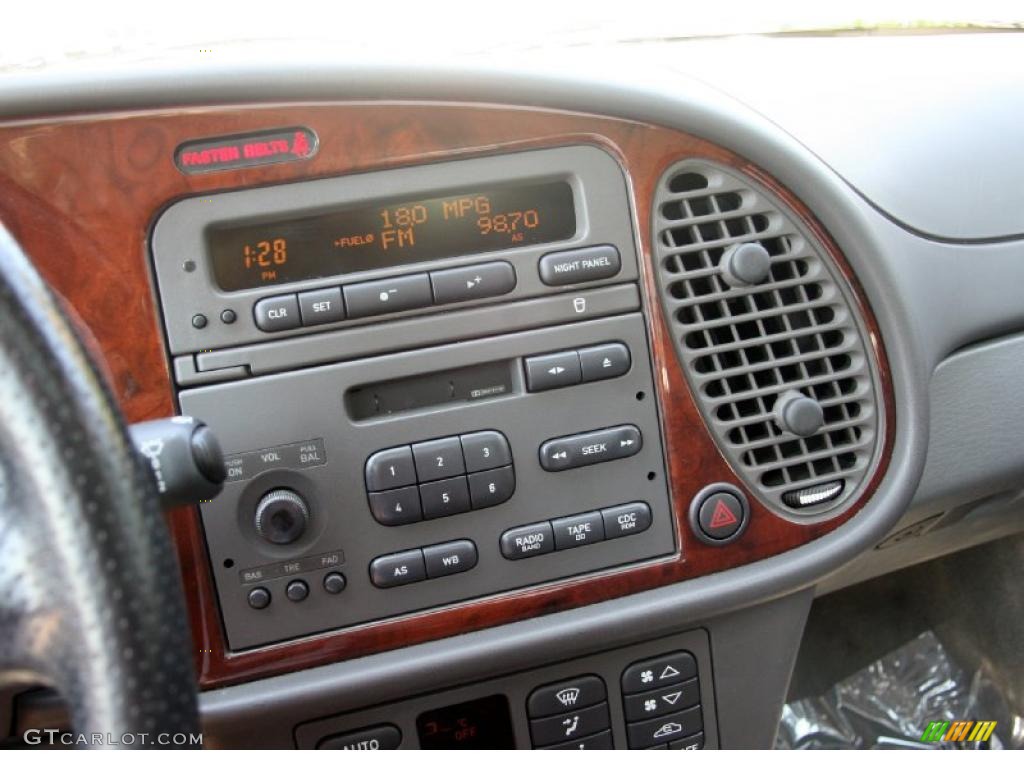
[412,436,465,482]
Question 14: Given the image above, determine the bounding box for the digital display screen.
[415,695,516,749]
[207,181,576,292]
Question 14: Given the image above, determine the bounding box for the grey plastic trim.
[198,588,811,748]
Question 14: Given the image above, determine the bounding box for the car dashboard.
[1,33,1023,749]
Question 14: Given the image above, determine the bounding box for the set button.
[369,539,477,588]
[298,286,344,326]
[524,342,631,393]
[365,431,514,526]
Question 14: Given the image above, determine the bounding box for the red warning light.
[709,500,739,529]
[174,127,318,175]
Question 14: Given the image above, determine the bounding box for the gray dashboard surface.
[654,33,1024,241]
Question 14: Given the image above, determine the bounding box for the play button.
[690,486,749,544]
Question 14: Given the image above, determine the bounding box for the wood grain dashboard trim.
[0,103,894,689]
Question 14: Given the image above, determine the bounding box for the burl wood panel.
[0,104,893,689]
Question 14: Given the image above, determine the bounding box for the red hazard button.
[692,488,748,543]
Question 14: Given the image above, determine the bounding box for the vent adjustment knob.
[721,242,771,286]
[775,391,825,437]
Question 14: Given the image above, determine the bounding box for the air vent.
[652,160,881,517]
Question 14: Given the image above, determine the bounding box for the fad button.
[689,484,750,545]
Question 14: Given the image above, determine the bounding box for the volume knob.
[254,489,309,545]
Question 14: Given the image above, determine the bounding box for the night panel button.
[539,245,621,286]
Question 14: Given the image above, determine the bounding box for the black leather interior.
[0,224,199,747]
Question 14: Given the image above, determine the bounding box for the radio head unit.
[152,145,638,358]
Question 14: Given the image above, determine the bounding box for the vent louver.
[652,160,880,517]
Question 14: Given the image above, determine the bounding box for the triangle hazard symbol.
[709,500,738,529]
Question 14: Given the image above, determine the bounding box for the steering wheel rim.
[0,224,199,747]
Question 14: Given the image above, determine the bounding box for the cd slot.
[346,360,518,421]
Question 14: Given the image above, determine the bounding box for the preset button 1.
[365,446,417,491]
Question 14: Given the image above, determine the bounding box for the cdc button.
[601,502,652,539]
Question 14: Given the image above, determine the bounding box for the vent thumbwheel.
[652,160,882,518]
